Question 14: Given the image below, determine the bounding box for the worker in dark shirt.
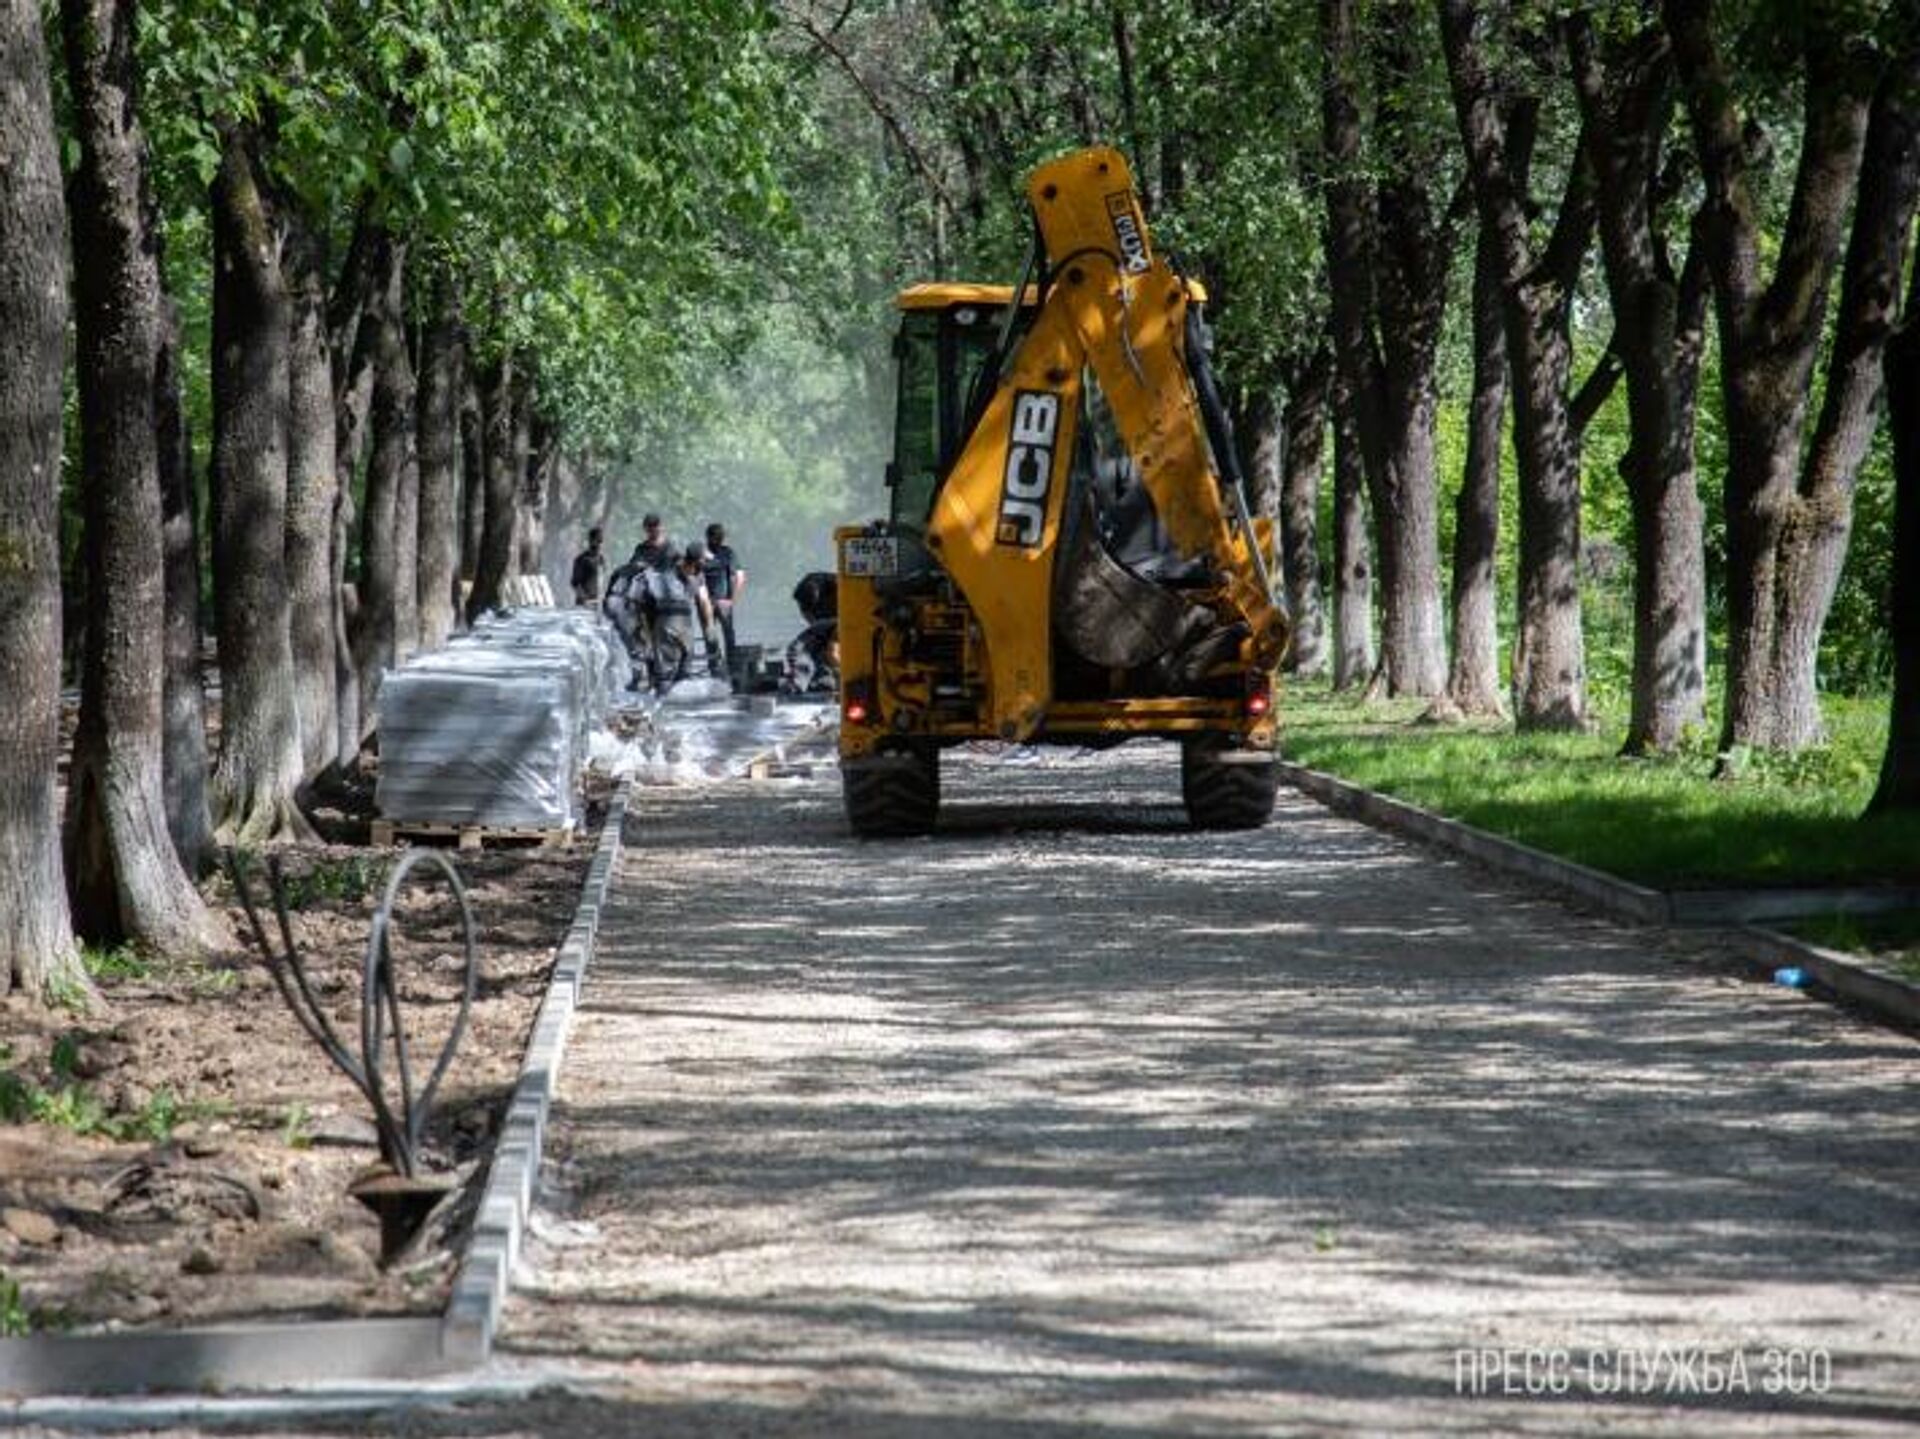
[702,522,747,680]
[570,527,605,605]
[635,512,671,571]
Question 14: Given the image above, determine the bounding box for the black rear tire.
[1181,738,1277,830]
[843,746,940,836]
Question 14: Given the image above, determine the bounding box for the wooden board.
[370,818,575,851]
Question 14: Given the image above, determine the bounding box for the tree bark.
[1869,234,1920,813]
[282,207,339,777]
[1319,0,1453,698]
[1771,36,1920,749]
[1279,350,1331,677]
[1441,219,1508,720]
[59,0,223,954]
[208,124,311,842]
[1331,380,1375,691]
[1664,0,1878,755]
[389,328,420,664]
[1440,1,1594,731]
[514,386,544,581]
[466,354,516,620]
[416,273,461,650]
[353,230,408,722]
[1566,15,1709,753]
[538,423,577,599]
[156,296,212,874]
[458,369,484,586]
[0,0,83,997]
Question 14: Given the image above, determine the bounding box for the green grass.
[81,944,150,982]
[0,1272,29,1338]
[1279,682,1920,889]
[0,1039,208,1144]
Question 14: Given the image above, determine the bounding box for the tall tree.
[458,369,485,584]
[1436,221,1507,720]
[284,211,339,776]
[59,0,222,953]
[1772,25,1920,749]
[0,0,83,998]
[1320,0,1456,698]
[466,351,517,620]
[1869,220,1920,813]
[1441,0,1598,731]
[156,296,212,873]
[416,271,462,649]
[1278,348,1331,677]
[1331,381,1376,690]
[353,230,408,720]
[208,125,310,841]
[1566,12,1710,754]
[1663,0,1882,754]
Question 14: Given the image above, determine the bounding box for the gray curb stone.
[442,778,630,1362]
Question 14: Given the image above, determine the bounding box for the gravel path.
[469,749,1920,1436]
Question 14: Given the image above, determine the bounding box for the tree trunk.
[156,296,212,874]
[353,231,408,722]
[1279,351,1331,677]
[458,369,484,586]
[0,0,82,998]
[208,125,311,843]
[466,354,516,620]
[416,275,461,650]
[1319,0,1453,698]
[282,207,338,777]
[1665,0,1877,754]
[1771,40,1920,750]
[1440,2,1594,731]
[1443,221,1507,719]
[514,389,544,581]
[1565,15,1708,753]
[329,473,360,768]
[389,337,420,663]
[1331,381,1375,691]
[1868,237,1920,813]
[59,0,222,954]
[539,429,578,599]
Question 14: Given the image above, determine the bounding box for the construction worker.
[701,522,747,674]
[640,545,699,691]
[635,512,671,570]
[603,542,656,688]
[570,527,606,605]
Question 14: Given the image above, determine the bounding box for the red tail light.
[844,681,875,726]
[1245,680,1272,718]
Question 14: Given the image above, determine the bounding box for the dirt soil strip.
[0,785,630,1398]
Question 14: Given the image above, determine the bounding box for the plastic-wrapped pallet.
[469,609,628,719]
[375,645,589,829]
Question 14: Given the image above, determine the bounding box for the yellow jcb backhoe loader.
[835,145,1291,834]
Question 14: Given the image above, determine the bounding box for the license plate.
[841,536,899,578]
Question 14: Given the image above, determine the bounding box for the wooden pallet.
[370,818,575,851]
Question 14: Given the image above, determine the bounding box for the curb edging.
[441,777,630,1361]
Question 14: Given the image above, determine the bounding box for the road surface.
[471,747,1920,1436]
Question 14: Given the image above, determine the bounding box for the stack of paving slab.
[375,607,630,830]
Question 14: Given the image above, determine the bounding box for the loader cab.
[886,284,1035,546]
